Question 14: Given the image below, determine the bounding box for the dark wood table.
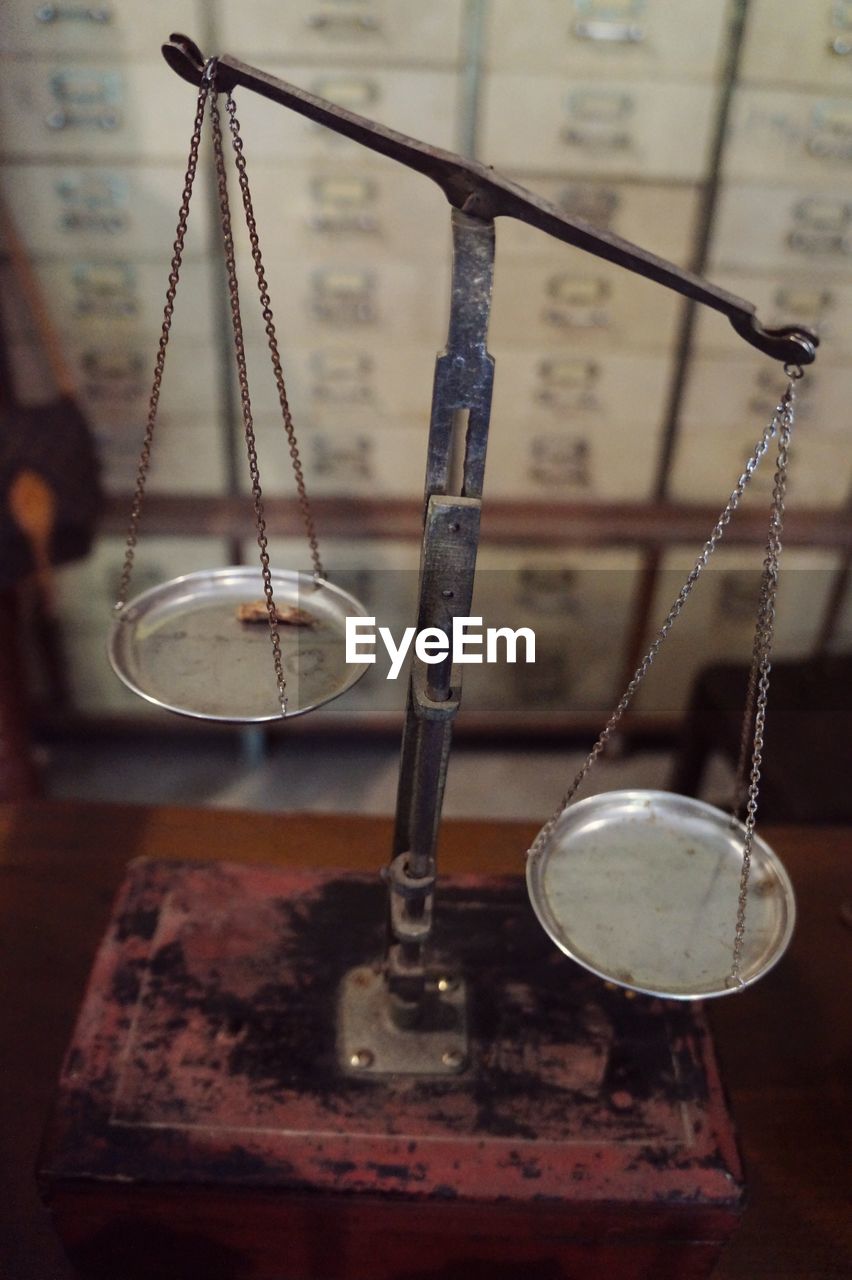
[1,800,850,1279]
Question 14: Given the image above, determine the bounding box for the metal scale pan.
[527,790,796,1000]
[109,566,370,723]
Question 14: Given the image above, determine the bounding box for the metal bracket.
[338,964,468,1076]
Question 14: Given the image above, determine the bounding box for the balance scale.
[39,34,817,1280]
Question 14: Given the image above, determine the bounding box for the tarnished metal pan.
[527,790,795,1000]
[108,566,370,723]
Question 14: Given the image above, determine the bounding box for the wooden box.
[40,858,744,1279]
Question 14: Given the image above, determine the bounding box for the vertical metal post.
[337,210,495,1074]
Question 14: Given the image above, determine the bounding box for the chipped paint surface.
[44,859,744,1208]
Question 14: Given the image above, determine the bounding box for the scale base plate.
[40,858,744,1280]
[338,964,469,1076]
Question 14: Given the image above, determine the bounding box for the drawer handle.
[542,308,609,330]
[46,108,120,130]
[61,211,125,232]
[308,212,380,234]
[787,229,851,255]
[574,19,644,42]
[774,286,833,314]
[561,126,632,150]
[35,4,111,23]
[305,13,380,33]
[806,133,852,161]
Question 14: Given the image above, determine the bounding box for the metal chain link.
[527,376,800,866]
[728,368,798,986]
[223,92,324,581]
[210,79,288,716]
[114,73,210,611]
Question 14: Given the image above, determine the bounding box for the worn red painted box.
[40,859,744,1279]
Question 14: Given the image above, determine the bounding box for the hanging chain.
[223,92,324,581]
[210,78,288,716]
[728,367,799,986]
[114,73,210,611]
[527,375,801,865]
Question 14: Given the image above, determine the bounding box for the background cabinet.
[1,0,850,736]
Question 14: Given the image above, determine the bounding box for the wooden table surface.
[1,800,850,1280]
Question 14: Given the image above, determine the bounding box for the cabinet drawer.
[711,182,852,275]
[234,64,461,161]
[490,257,684,351]
[9,335,220,425]
[243,419,427,498]
[0,1,201,57]
[490,350,671,430]
[669,423,850,510]
[740,0,852,93]
[495,176,699,266]
[221,0,465,68]
[484,0,730,80]
[469,546,642,715]
[485,415,663,502]
[242,338,435,426]
[236,161,449,262]
[679,354,851,438]
[94,411,228,496]
[692,269,852,358]
[480,75,716,180]
[0,162,213,257]
[724,89,852,184]
[236,251,451,346]
[0,258,215,344]
[0,59,196,160]
[634,548,838,716]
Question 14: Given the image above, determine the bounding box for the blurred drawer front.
[0,259,215,343]
[484,0,729,80]
[490,258,683,352]
[243,339,435,425]
[679,354,852,435]
[724,89,852,184]
[711,183,852,275]
[490,350,672,430]
[739,0,852,93]
[669,422,851,510]
[10,335,220,424]
[221,0,465,68]
[691,270,852,358]
[634,548,839,716]
[480,76,716,179]
[469,546,642,715]
[0,1,201,57]
[238,162,449,262]
[0,59,196,160]
[94,412,228,496]
[234,65,460,161]
[496,177,699,267]
[485,415,663,502]
[0,163,212,257]
[244,420,427,498]
[237,255,450,346]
